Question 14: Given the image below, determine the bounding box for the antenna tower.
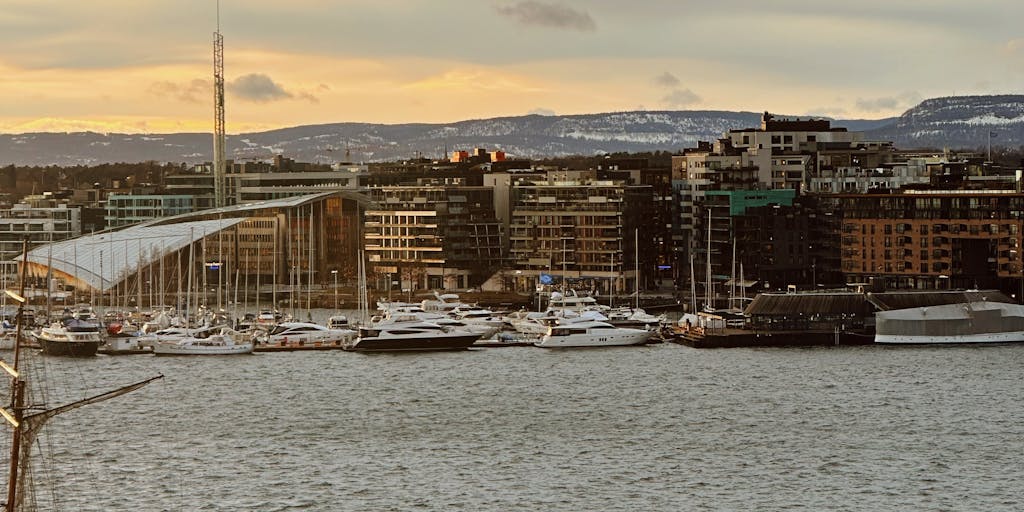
[212,2,227,208]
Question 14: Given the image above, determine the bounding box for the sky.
[1,0,1023,134]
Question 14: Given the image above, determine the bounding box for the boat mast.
[634,227,639,310]
[705,209,712,311]
[186,228,194,327]
[307,205,313,317]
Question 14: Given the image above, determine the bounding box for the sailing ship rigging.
[2,240,162,511]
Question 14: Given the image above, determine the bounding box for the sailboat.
[2,239,163,511]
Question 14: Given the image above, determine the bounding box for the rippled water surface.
[5,341,1023,511]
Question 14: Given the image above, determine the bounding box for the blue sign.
[539,273,553,285]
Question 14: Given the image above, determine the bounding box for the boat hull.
[874,331,1024,344]
[874,301,1024,345]
[348,333,480,352]
[153,343,254,356]
[38,338,100,357]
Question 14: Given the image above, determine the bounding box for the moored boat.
[874,300,1024,344]
[258,321,356,346]
[35,317,103,356]
[535,320,652,348]
[346,321,481,352]
[153,327,254,355]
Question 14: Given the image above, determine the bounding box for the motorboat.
[34,317,103,356]
[374,309,498,340]
[346,321,481,352]
[257,321,356,347]
[535,320,652,348]
[605,307,666,330]
[153,327,254,356]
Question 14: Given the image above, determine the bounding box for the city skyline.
[2,0,1022,135]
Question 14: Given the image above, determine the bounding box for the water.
[6,341,1023,511]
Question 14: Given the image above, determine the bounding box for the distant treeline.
[1,161,187,200]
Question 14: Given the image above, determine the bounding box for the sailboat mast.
[634,227,639,310]
[307,205,313,316]
[730,235,737,311]
[186,229,194,327]
[706,209,712,311]
[251,237,258,314]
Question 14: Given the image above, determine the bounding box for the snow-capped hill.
[867,95,1024,148]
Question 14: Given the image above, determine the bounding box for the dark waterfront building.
[599,158,676,288]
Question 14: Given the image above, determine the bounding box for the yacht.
[153,327,254,356]
[35,317,103,356]
[346,321,481,352]
[535,320,652,348]
[257,321,356,347]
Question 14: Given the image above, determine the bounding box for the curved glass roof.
[23,218,244,292]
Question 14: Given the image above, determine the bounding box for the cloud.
[804,107,848,117]
[148,79,211,104]
[652,72,681,88]
[854,91,922,112]
[1006,38,1024,54]
[528,107,556,116]
[228,73,294,103]
[661,89,701,108]
[494,1,596,31]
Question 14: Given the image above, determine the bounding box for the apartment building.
[0,199,81,276]
[364,185,504,291]
[507,177,654,296]
[839,190,1024,294]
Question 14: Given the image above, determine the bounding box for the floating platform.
[671,328,874,348]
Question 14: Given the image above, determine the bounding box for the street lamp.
[330,269,339,312]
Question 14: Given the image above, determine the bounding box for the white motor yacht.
[153,327,254,356]
[258,321,355,347]
[347,321,481,352]
[535,320,652,348]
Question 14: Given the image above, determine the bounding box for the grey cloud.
[228,73,293,103]
[653,72,681,88]
[148,79,211,104]
[528,107,556,116]
[298,91,320,104]
[494,2,596,31]
[804,106,848,117]
[855,91,922,112]
[662,89,701,108]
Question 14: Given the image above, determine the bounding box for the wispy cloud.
[652,72,680,88]
[494,1,596,31]
[148,79,211,104]
[528,107,556,116]
[854,91,921,113]
[661,89,701,108]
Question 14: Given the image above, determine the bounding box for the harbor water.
[7,339,1024,511]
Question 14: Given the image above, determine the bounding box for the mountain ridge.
[2,95,1022,167]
